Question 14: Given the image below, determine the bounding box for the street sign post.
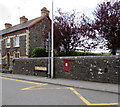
[47,32,51,78]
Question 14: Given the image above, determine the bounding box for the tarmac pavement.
[0,72,119,94]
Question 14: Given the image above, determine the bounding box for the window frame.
[14,52,20,58]
[5,38,11,48]
[13,36,20,47]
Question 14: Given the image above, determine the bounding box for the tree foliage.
[54,9,98,55]
[54,9,80,55]
[78,14,98,52]
[93,1,120,55]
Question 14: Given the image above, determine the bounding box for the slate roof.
[1,16,49,35]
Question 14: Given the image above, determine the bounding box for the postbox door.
[64,60,70,71]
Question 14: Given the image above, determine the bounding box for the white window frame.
[14,52,20,58]
[13,36,20,47]
[6,38,11,48]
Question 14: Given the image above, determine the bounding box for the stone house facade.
[0,7,51,70]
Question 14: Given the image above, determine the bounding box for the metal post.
[47,32,51,78]
[51,0,54,78]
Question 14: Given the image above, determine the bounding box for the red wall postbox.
[64,60,70,71]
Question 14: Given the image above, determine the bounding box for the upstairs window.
[6,38,11,48]
[13,37,20,47]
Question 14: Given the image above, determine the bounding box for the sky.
[0,0,105,30]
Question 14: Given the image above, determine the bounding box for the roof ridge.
[1,16,41,31]
[0,16,44,35]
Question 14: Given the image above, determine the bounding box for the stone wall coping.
[13,55,120,60]
[56,55,119,59]
[13,57,49,60]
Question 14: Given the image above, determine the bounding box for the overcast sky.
[0,0,105,30]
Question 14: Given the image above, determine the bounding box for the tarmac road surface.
[1,77,120,106]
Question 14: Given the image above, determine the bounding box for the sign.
[35,66,47,71]
[45,38,49,52]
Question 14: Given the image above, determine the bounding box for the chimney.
[41,7,50,17]
[5,23,12,29]
[20,16,28,24]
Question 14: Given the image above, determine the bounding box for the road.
[0,76,119,106]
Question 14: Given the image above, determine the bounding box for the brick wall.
[12,56,120,84]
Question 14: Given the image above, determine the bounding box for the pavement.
[0,72,119,94]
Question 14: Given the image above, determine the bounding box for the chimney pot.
[20,16,28,24]
[41,7,50,17]
[5,23,12,29]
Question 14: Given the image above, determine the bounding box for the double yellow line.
[68,87,120,106]
[0,76,45,85]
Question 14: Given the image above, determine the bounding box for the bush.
[32,47,48,57]
[59,51,106,56]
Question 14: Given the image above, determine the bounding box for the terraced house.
[0,7,51,70]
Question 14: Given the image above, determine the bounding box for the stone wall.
[12,58,48,77]
[29,17,50,56]
[1,30,27,67]
[12,56,120,84]
[54,56,120,84]
[2,30,26,57]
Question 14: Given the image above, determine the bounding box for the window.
[13,37,20,47]
[14,52,20,58]
[5,38,11,48]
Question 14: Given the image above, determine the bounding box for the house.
[0,7,51,70]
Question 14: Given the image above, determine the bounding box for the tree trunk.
[111,48,116,55]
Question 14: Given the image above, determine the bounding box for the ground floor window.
[14,52,20,58]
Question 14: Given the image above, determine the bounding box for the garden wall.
[54,56,120,84]
[12,58,48,77]
[12,56,120,84]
